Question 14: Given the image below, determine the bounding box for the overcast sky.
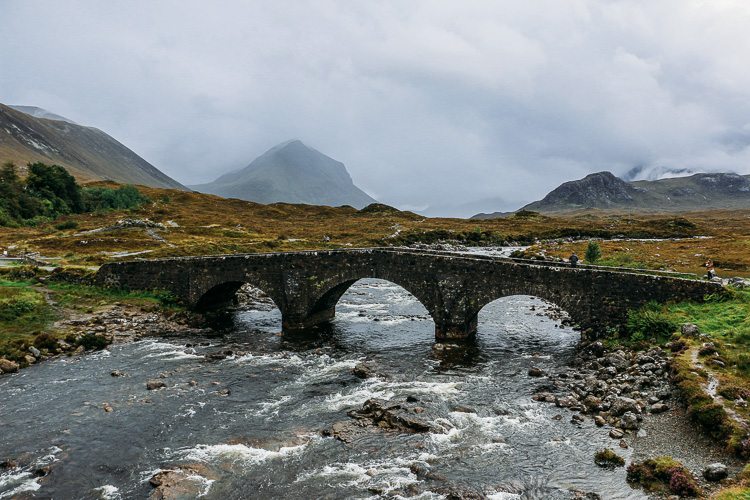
[3,1,750,216]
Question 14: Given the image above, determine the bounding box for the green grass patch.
[669,290,750,374]
[0,283,56,342]
[47,282,183,309]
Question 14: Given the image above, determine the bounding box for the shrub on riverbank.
[594,449,624,467]
[626,301,680,341]
[626,456,700,497]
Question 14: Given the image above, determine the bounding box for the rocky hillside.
[189,140,377,209]
[0,103,187,190]
[474,171,750,217]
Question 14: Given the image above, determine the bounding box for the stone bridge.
[96,248,723,340]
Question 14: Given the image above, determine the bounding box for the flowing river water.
[0,278,649,499]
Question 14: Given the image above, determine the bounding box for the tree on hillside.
[0,161,45,223]
[25,162,84,215]
[585,241,602,264]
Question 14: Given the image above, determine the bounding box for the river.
[0,278,647,499]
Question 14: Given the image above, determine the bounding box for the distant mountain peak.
[189,140,377,209]
[9,105,77,124]
[514,170,750,214]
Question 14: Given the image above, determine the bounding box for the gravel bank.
[628,405,744,497]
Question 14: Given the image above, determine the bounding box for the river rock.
[434,485,487,499]
[29,346,41,357]
[556,395,578,408]
[532,392,556,403]
[149,467,210,499]
[0,358,19,373]
[703,463,728,481]
[0,459,17,470]
[611,397,640,416]
[609,429,624,439]
[620,412,639,430]
[528,366,546,377]
[649,403,669,414]
[24,355,36,365]
[334,398,444,443]
[352,361,383,379]
[605,353,628,372]
[146,380,167,390]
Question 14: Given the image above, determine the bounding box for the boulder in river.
[352,361,386,379]
[528,366,546,377]
[146,380,167,390]
[332,398,445,443]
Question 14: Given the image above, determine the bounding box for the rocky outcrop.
[330,398,446,444]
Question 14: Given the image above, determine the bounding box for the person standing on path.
[569,252,579,268]
[706,258,716,279]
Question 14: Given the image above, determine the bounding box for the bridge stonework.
[96,248,723,340]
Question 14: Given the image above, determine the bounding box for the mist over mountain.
[0,103,187,190]
[189,140,377,209]
[473,171,750,217]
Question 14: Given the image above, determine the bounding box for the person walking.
[569,252,579,268]
[706,258,716,279]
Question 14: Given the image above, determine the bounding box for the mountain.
[189,140,377,208]
[473,171,750,217]
[0,103,187,190]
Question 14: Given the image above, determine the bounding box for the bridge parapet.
[96,248,723,340]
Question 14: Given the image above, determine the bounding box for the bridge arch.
[475,294,578,339]
[467,283,586,338]
[306,274,438,329]
[193,278,285,314]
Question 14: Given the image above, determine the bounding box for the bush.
[719,384,750,401]
[626,457,700,496]
[0,298,36,321]
[626,302,680,340]
[153,290,179,307]
[54,220,79,230]
[33,332,58,351]
[76,333,109,350]
[82,184,151,212]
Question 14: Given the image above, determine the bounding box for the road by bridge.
[96,247,723,340]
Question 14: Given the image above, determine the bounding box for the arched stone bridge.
[96,248,723,340]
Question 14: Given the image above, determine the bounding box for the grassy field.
[1,182,749,276]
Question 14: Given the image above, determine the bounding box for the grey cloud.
[2,0,750,216]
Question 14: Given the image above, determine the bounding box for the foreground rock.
[149,465,214,500]
[702,463,728,481]
[0,358,19,373]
